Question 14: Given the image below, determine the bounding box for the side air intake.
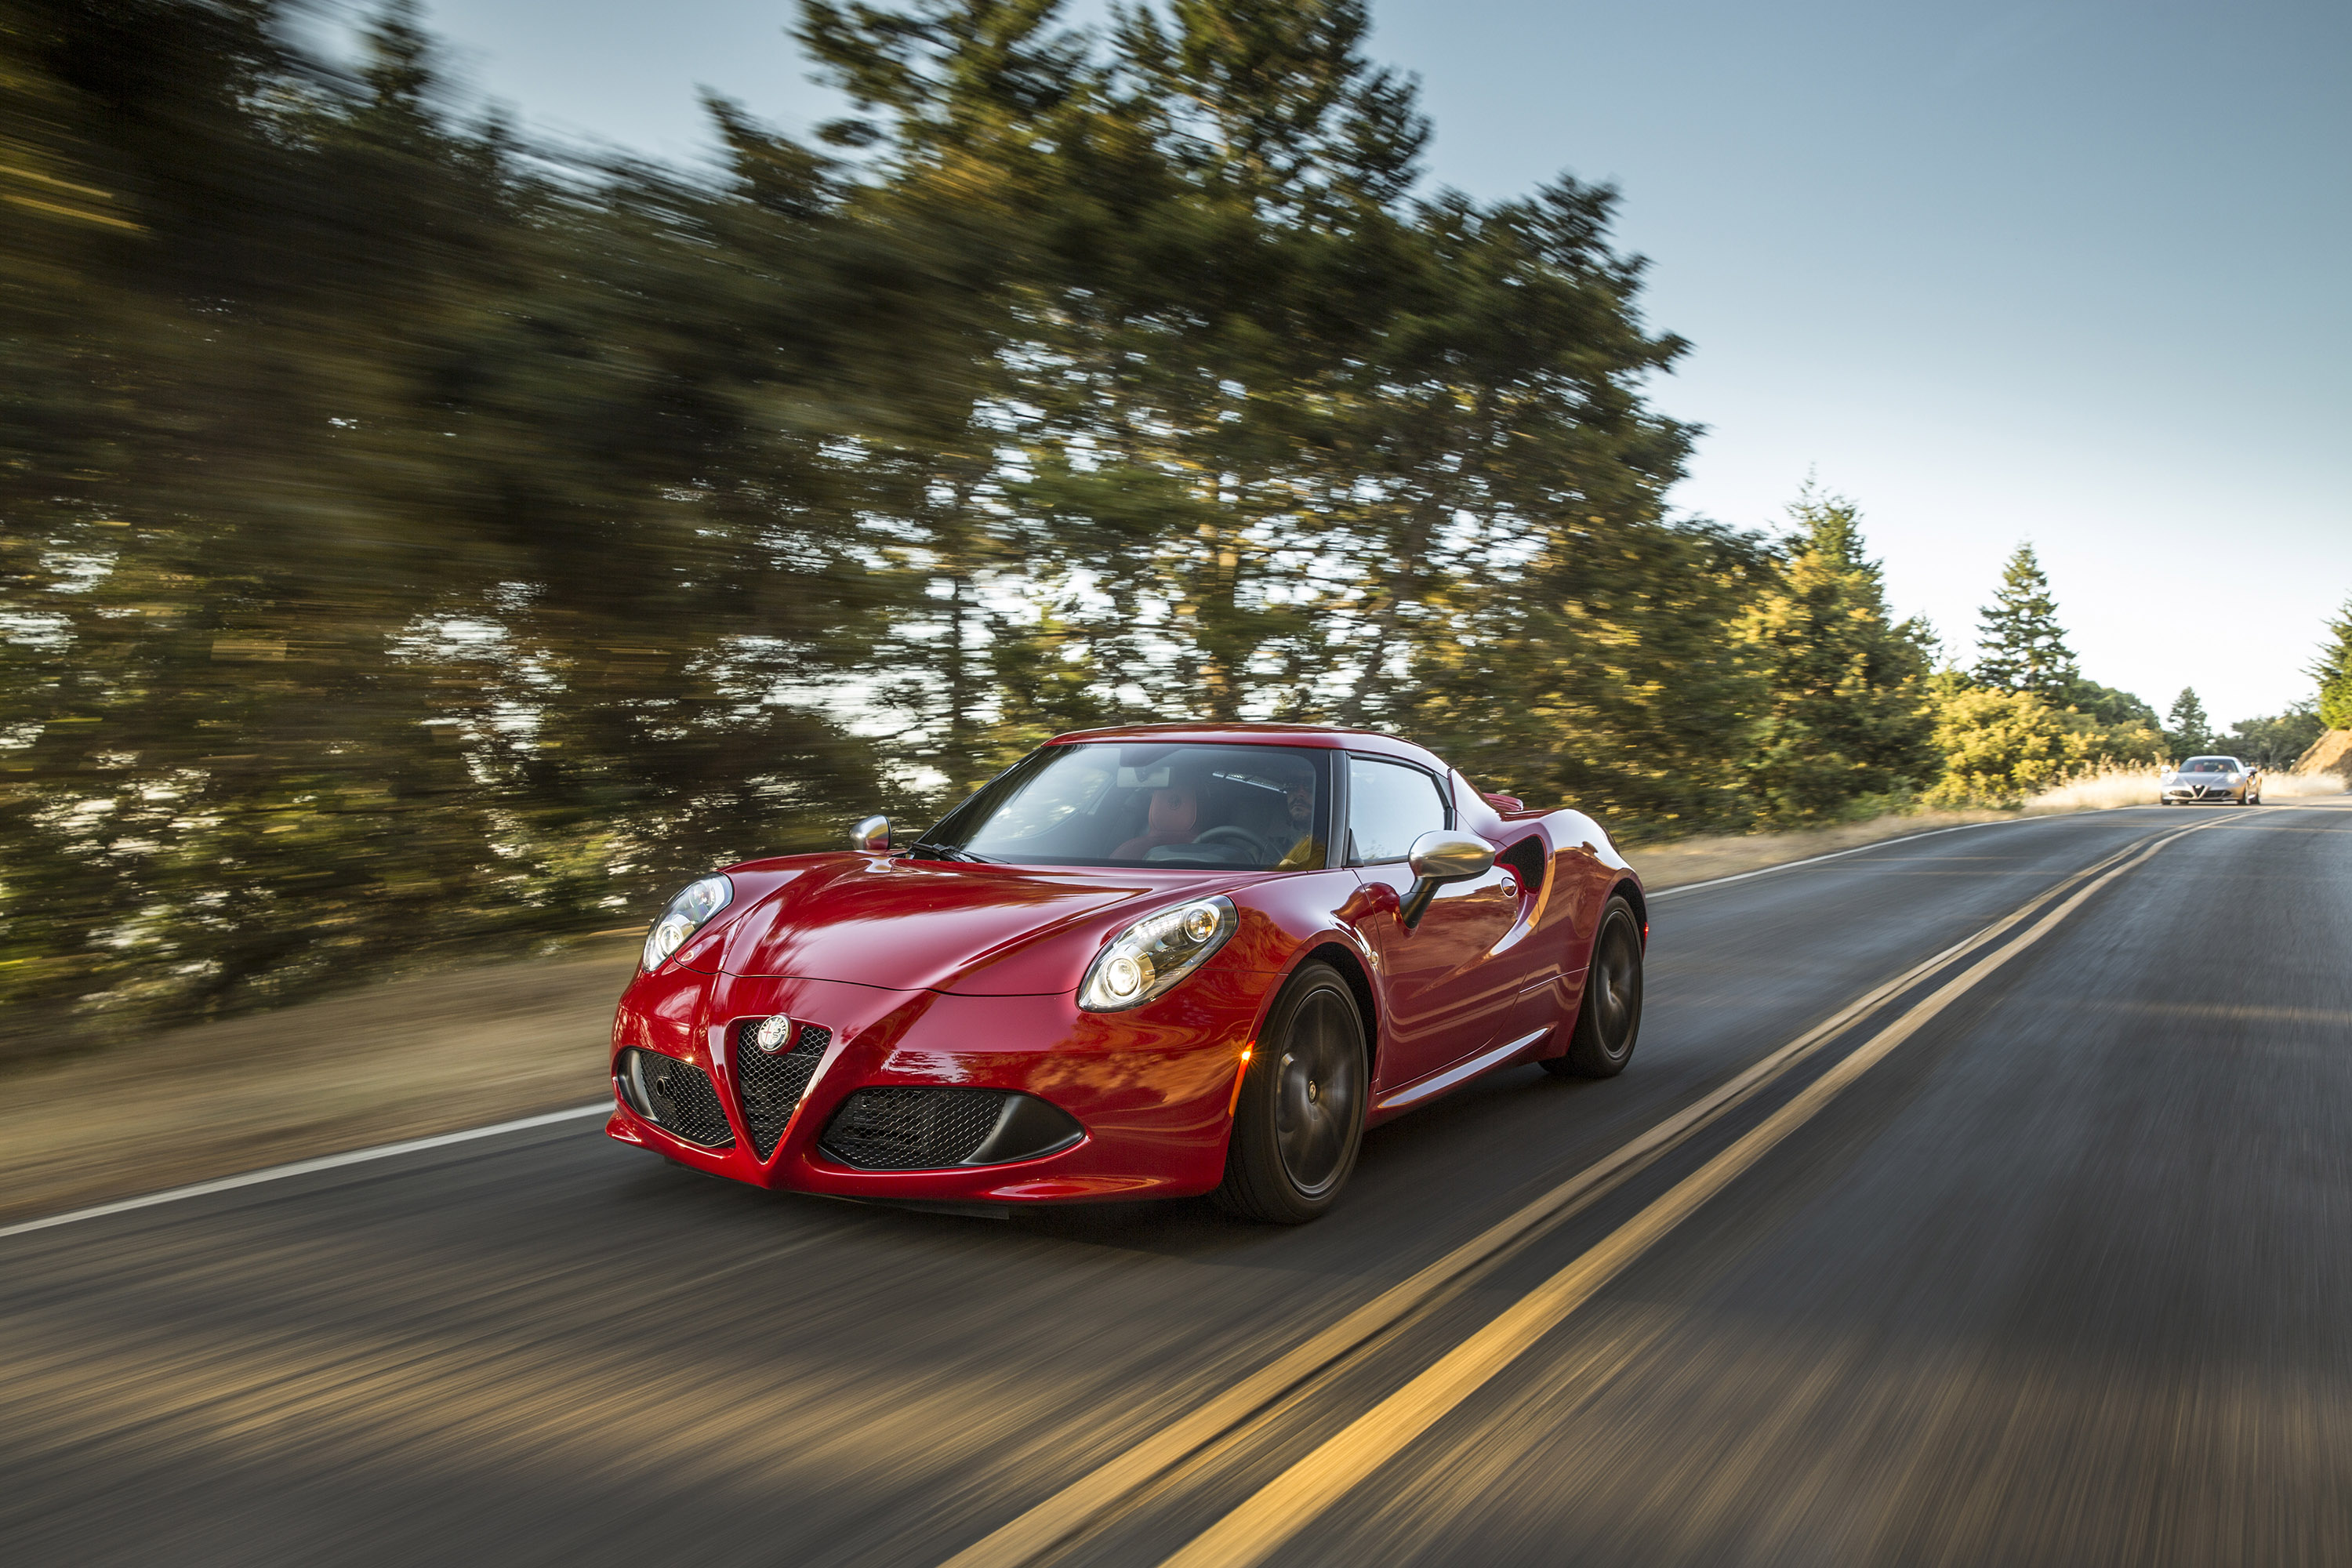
[615,1048,735,1149]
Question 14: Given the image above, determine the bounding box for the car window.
[919,742,1332,869]
[982,753,1118,840]
[1346,756,1448,865]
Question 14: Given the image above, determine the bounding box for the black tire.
[1544,897,1644,1079]
[1213,961,1367,1224]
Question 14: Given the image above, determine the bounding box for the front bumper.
[2161,786,2246,802]
[606,962,1262,1203]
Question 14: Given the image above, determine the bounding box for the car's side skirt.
[1371,1025,1556,1120]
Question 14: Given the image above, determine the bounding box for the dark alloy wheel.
[1544,896,1645,1079]
[1214,961,1367,1224]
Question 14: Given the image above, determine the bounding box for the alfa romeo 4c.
[608,724,1646,1221]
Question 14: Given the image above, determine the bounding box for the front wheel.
[1544,897,1645,1079]
[1214,961,1367,1224]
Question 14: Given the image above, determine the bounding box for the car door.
[1342,753,1520,1091]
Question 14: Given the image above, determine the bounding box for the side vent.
[1496,835,1548,898]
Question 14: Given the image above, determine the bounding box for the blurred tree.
[2312,596,2352,731]
[2222,703,2323,770]
[1737,487,1938,822]
[0,0,902,1042]
[23,0,2209,1051]
[1973,545,2078,700]
[2,0,524,1027]
[2063,678,2159,732]
[2164,688,2213,758]
[1923,677,2099,805]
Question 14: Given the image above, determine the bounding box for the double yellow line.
[944,812,2248,1568]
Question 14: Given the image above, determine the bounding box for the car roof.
[1045,721,1439,768]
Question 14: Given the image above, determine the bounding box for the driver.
[1113,779,1202,860]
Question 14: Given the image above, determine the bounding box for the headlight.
[643,874,733,971]
[1078,895,1238,1011]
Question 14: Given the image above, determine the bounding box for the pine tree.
[2311,597,2352,731]
[1975,545,2078,700]
[2165,688,2213,758]
[1740,488,1939,819]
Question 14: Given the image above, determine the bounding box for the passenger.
[1269,759,1324,869]
[1113,782,1201,860]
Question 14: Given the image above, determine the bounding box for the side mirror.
[852,815,891,853]
[1398,830,1496,930]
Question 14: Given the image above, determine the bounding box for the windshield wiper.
[903,840,996,864]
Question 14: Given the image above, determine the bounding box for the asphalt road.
[8,800,2350,1567]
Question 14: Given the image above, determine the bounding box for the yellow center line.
[1150,813,2242,1568]
[936,816,2249,1568]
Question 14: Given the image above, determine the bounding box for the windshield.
[914,742,1334,870]
[2179,757,2238,773]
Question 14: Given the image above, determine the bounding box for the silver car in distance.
[2159,755,2262,805]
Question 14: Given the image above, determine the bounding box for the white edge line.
[0,1102,613,1242]
[1646,804,2156,901]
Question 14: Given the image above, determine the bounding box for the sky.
[372,0,2348,725]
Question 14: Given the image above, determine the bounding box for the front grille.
[732,1019,831,1160]
[619,1049,735,1149]
[820,1087,1011,1170]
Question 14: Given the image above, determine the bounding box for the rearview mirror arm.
[1399,877,1445,930]
[1396,830,1498,931]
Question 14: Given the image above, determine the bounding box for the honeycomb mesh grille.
[820,1087,1010,1171]
[731,1019,831,1160]
[625,1050,734,1149]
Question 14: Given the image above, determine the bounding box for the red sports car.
[607,724,1646,1221]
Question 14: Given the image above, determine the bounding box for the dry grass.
[2020,767,2163,812]
[2018,764,2347,814]
[1629,808,2016,891]
[2268,769,2350,799]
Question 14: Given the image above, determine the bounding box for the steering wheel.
[1196,826,1265,856]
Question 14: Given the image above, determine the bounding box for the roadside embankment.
[1628,808,2014,890]
[2294,728,2351,781]
[7,785,2344,1228]
[0,939,637,1226]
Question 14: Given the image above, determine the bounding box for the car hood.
[702,854,1248,995]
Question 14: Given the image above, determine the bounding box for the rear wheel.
[1214,962,1367,1224]
[1544,897,1644,1079]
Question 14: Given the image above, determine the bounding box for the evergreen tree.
[2165,688,2213,758]
[1974,545,2078,700]
[2312,596,2352,731]
[25,0,2226,1050]
[2063,679,2159,732]
[1739,488,1939,820]
[2223,703,2324,770]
